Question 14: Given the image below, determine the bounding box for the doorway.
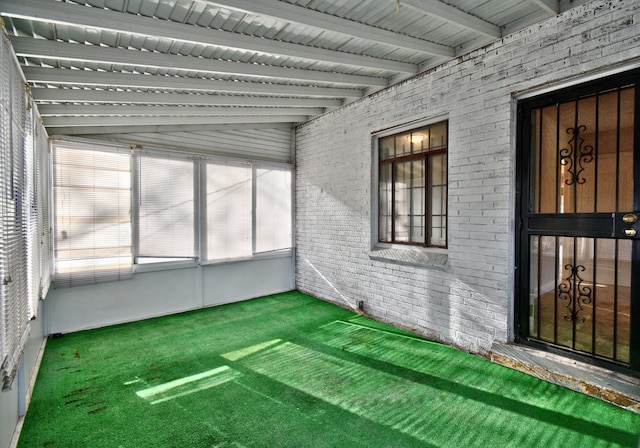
[516,69,639,373]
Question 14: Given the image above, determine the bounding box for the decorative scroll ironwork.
[559,125,595,185]
[557,263,592,323]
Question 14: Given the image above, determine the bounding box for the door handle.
[622,213,638,224]
[624,228,637,237]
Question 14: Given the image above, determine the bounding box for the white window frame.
[132,149,199,273]
[126,150,294,272]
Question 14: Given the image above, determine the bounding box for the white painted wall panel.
[44,256,294,335]
[0,300,45,448]
[202,256,294,307]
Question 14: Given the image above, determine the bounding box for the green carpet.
[18,291,640,447]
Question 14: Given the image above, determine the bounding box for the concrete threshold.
[489,343,640,413]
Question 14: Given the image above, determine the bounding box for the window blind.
[24,108,40,319]
[0,56,29,389]
[0,31,50,389]
[205,161,252,261]
[35,124,51,301]
[135,154,196,260]
[0,97,7,386]
[4,99,30,388]
[255,167,292,253]
[53,143,132,288]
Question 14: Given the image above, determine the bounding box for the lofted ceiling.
[1,0,589,150]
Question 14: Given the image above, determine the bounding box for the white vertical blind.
[255,166,292,253]
[135,154,196,259]
[24,104,39,319]
[205,161,252,261]
[0,82,6,389]
[36,124,51,301]
[0,31,50,389]
[1,32,29,389]
[53,142,132,287]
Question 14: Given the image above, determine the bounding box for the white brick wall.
[295,0,640,354]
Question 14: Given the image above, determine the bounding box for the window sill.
[200,249,293,267]
[133,259,198,274]
[369,245,448,270]
[133,249,293,273]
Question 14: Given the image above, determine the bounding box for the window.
[53,142,132,287]
[378,121,448,247]
[52,143,293,275]
[204,160,252,261]
[135,154,196,264]
[202,161,292,261]
[255,167,292,253]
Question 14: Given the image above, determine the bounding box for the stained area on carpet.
[18,291,640,447]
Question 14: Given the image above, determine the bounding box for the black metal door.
[516,69,640,373]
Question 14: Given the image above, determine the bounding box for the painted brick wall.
[295,0,640,353]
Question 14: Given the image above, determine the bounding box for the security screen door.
[516,69,639,373]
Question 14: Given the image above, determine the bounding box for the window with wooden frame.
[378,121,448,248]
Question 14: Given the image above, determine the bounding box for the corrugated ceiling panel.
[88,128,293,163]
[1,0,591,147]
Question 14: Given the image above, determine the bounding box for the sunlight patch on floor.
[231,336,624,447]
[236,340,468,444]
[135,365,241,405]
[221,339,282,361]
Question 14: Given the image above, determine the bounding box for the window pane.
[379,163,392,242]
[394,160,425,243]
[410,130,429,154]
[429,122,447,150]
[256,167,292,253]
[379,136,395,160]
[409,161,425,243]
[53,144,132,287]
[394,162,410,242]
[395,131,412,157]
[429,153,447,247]
[206,161,252,261]
[136,155,195,259]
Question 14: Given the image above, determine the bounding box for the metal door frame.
[515,68,640,375]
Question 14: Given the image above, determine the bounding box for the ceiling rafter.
[43,114,309,128]
[399,0,501,38]
[30,88,343,108]
[202,0,455,57]
[531,0,560,16]
[37,104,325,117]
[0,0,418,75]
[12,37,388,88]
[47,122,293,137]
[22,67,365,98]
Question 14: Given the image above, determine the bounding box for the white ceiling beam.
[37,104,325,117]
[43,114,308,128]
[30,88,343,108]
[12,37,387,88]
[531,0,560,16]
[203,0,454,57]
[400,0,501,38]
[48,122,294,137]
[0,0,418,75]
[22,67,364,98]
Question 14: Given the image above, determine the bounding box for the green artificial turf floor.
[18,291,640,447]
